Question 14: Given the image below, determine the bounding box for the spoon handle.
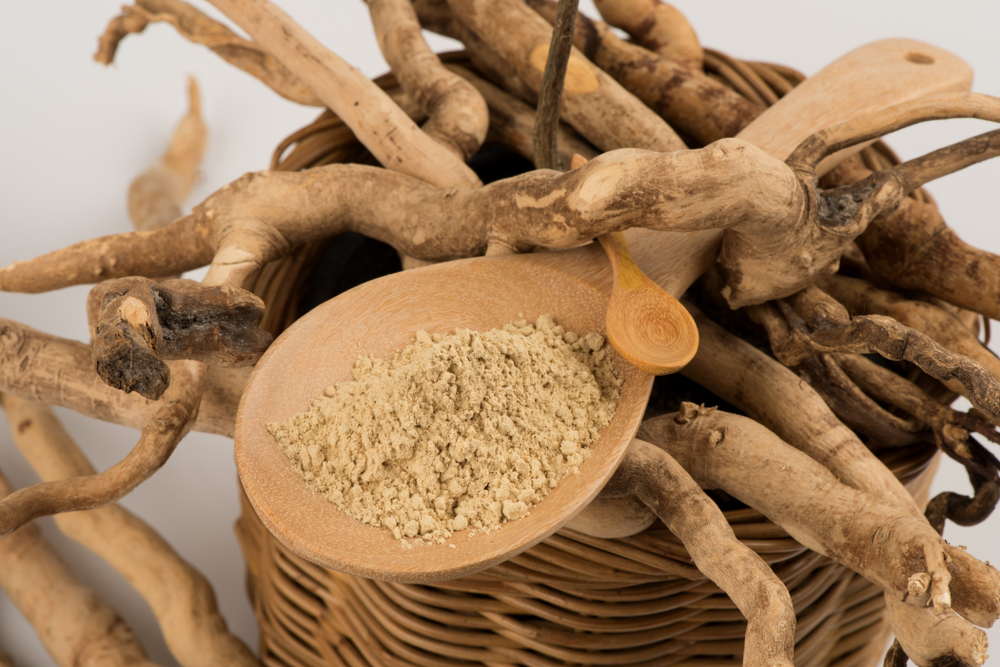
[597,232,647,290]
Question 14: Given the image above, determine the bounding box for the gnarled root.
[602,439,795,667]
[0,467,160,667]
[749,300,1000,425]
[2,395,261,667]
[0,140,802,291]
[639,404,1000,628]
[0,318,243,437]
[0,361,204,537]
[92,277,269,399]
[820,273,1000,406]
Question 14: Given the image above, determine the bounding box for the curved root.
[603,439,796,667]
[0,361,204,536]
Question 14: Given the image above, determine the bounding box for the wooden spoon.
[568,153,700,376]
[235,38,972,581]
[236,256,653,583]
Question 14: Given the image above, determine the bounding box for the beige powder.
[267,315,621,543]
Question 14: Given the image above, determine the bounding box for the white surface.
[1,1,998,665]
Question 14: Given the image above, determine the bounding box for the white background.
[1,1,999,665]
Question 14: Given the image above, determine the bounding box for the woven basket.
[236,51,944,667]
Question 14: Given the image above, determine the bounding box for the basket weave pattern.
[236,445,937,667]
[235,52,943,667]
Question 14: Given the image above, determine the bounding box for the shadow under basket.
[235,445,939,667]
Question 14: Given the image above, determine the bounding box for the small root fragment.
[2,395,261,667]
[93,277,270,399]
[0,467,160,667]
[0,361,204,537]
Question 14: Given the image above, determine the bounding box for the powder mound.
[267,315,621,543]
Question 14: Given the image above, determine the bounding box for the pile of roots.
[2,1,1000,666]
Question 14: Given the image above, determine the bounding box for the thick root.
[681,301,921,513]
[0,361,204,536]
[885,593,987,667]
[0,141,801,291]
[444,0,686,153]
[639,404,1000,627]
[0,467,160,667]
[3,395,261,667]
[92,277,270,399]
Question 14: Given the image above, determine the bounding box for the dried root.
[92,277,269,399]
[0,467,160,667]
[527,0,759,143]
[592,0,703,69]
[749,299,1000,425]
[0,318,243,437]
[2,395,260,667]
[601,439,796,667]
[366,0,488,162]
[681,301,921,513]
[128,76,207,233]
[0,361,204,537]
[820,273,1000,404]
[96,0,321,106]
[443,0,686,152]
[639,406,1000,639]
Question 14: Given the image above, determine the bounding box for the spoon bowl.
[235,253,652,583]
[598,231,699,375]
